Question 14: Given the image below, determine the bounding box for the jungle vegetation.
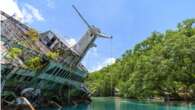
[85,19,195,100]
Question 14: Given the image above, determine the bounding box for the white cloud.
[65,38,77,47]
[90,57,116,72]
[57,34,77,47]
[22,4,44,22]
[0,0,23,19]
[0,0,44,23]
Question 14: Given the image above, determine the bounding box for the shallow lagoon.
[41,97,195,110]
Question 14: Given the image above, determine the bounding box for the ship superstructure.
[1,5,111,108]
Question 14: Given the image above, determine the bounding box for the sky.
[1,0,195,72]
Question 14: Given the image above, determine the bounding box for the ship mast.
[72,5,112,66]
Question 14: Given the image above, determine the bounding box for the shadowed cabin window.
[46,67,74,80]
[60,70,66,77]
[53,68,60,75]
[46,67,56,74]
[57,69,64,76]
[63,70,70,78]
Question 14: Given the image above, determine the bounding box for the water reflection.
[41,97,195,110]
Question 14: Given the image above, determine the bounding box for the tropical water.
[41,97,195,110]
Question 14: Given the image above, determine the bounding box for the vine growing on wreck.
[46,51,60,60]
[25,28,41,52]
[25,28,39,42]
[6,47,22,60]
[24,56,44,70]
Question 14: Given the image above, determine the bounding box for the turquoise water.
[41,97,195,110]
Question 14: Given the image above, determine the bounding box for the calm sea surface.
[41,97,195,110]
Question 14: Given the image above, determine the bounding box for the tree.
[85,19,195,100]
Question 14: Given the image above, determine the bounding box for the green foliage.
[6,47,22,60]
[25,28,39,41]
[85,19,195,100]
[24,56,43,70]
[46,51,59,60]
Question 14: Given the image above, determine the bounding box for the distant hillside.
[85,19,195,100]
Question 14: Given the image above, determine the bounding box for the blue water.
[41,97,195,110]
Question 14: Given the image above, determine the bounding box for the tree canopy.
[85,19,195,100]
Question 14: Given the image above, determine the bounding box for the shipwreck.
[1,5,111,109]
